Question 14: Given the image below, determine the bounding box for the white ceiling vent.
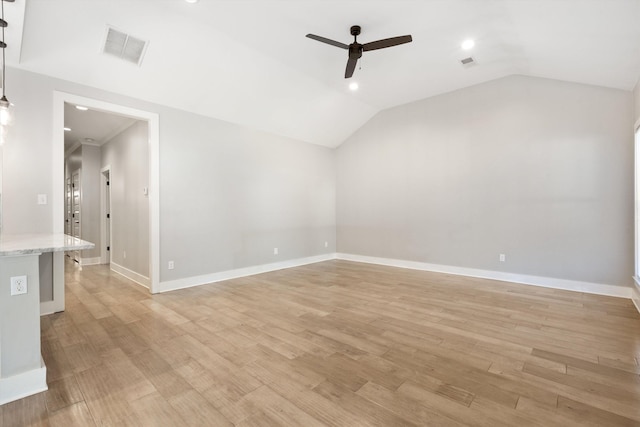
[460,57,475,66]
[102,26,149,66]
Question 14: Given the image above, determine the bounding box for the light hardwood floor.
[2,259,640,426]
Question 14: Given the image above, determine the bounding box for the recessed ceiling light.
[349,82,359,91]
[75,105,89,111]
[461,39,475,50]
[185,0,199,3]
[64,127,71,131]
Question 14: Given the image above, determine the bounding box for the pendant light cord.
[1,0,5,98]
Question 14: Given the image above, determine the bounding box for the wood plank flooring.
[2,259,640,426]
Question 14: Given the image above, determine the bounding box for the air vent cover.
[460,57,475,65]
[103,26,148,66]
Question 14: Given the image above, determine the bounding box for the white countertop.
[0,233,95,256]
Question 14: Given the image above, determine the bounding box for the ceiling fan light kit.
[306,25,413,79]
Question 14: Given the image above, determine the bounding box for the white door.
[71,169,81,263]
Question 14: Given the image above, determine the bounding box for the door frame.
[53,91,160,294]
[100,165,112,265]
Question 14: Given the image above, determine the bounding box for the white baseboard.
[0,358,47,405]
[336,253,632,299]
[157,253,336,293]
[111,262,150,289]
[80,257,101,266]
[151,250,634,302]
[632,277,640,314]
[40,300,56,316]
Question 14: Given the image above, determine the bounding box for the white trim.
[155,252,633,299]
[635,127,640,282]
[0,358,47,405]
[40,300,56,316]
[336,253,632,299]
[158,253,337,293]
[632,276,640,314]
[53,93,65,234]
[80,257,102,266]
[148,109,160,294]
[53,91,160,294]
[111,262,150,288]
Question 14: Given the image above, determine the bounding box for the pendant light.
[0,0,14,131]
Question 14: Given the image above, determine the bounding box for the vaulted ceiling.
[8,0,640,147]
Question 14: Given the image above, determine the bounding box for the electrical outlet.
[324,241,328,248]
[10,275,27,296]
[273,247,278,255]
[499,254,506,262]
[168,261,175,270]
[123,251,127,259]
[37,194,47,205]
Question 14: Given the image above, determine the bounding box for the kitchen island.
[0,233,94,404]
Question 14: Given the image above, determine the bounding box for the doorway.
[54,91,160,294]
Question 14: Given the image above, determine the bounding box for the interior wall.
[80,144,102,260]
[160,109,335,280]
[64,144,101,260]
[336,75,634,287]
[64,146,81,237]
[2,67,62,233]
[101,121,149,277]
[64,146,81,188]
[2,67,336,284]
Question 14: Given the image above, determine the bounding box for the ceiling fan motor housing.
[349,44,363,59]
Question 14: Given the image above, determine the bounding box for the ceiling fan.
[306,25,412,79]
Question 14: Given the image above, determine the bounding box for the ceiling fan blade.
[345,57,358,78]
[306,34,349,50]
[363,35,413,52]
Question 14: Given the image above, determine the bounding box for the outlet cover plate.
[10,275,27,296]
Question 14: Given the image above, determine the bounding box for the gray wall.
[2,67,335,283]
[161,109,335,280]
[337,75,634,287]
[65,146,82,182]
[2,68,60,233]
[4,66,632,289]
[101,121,149,277]
[64,144,102,260]
[64,146,81,237]
[80,145,102,260]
